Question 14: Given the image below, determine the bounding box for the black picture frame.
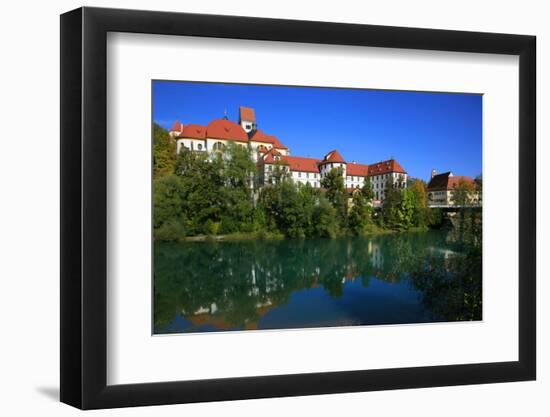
[60,6,536,410]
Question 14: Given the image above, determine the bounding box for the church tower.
[239,106,257,133]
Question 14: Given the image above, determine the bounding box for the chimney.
[431,169,437,179]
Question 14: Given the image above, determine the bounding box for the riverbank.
[182,231,285,242]
[173,225,431,242]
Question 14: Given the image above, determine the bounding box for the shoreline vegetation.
[153,124,481,243]
[179,226,433,242]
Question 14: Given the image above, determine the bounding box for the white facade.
[290,170,321,188]
[240,119,256,133]
[176,137,248,154]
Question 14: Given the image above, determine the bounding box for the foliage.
[320,167,348,228]
[451,178,477,206]
[258,180,320,238]
[153,143,479,240]
[361,177,375,201]
[312,196,339,238]
[219,144,256,234]
[398,188,416,229]
[153,174,186,232]
[153,124,176,179]
[381,176,403,229]
[450,177,482,249]
[409,179,430,227]
[348,189,373,235]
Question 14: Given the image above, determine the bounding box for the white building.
[171,107,289,161]
[169,106,408,203]
[257,149,407,204]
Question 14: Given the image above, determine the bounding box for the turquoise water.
[154,231,481,334]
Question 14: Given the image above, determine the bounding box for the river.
[154,230,481,334]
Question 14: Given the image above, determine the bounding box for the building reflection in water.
[154,231,481,333]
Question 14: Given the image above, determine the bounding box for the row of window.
[295,172,319,179]
[181,141,252,152]
[346,176,365,182]
[265,166,407,185]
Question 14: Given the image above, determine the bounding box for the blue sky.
[153,80,482,181]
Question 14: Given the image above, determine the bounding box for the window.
[197,143,203,150]
[213,141,224,152]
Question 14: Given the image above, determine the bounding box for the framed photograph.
[60,7,536,409]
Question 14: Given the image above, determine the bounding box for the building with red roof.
[249,130,289,157]
[173,108,288,158]
[169,106,408,202]
[427,171,480,206]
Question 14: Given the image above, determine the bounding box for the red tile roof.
[250,130,288,150]
[282,156,321,173]
[321,150,345,164]
[347,163,370,177]
[207,119,248,142]
[368,159,407,175]
[171,120,182,132]
[427,172,474,191]
[239,106,256,122]
[270,136,289,150]
[180,124,207,139]
[261,148,286,164]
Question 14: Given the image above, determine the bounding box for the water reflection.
[154,231,481,334]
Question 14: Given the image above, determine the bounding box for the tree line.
[153,123,445,241]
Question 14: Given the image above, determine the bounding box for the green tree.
[398,188,415,229]
[173,149,225,234]
[219,144,256,233]
[296,183,318,237]
[348,190,373,235]
[451,178,476,207]
[153,174,187,240]
[153,123,176,179]
[381,176,402,229]
[361,177,374,202]
[321,167,348,228]
[269,162,291,184]
[409,179,430,227]
[451,178,481,248]
[312,196,339,238]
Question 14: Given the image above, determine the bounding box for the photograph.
[152,81,483,334]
